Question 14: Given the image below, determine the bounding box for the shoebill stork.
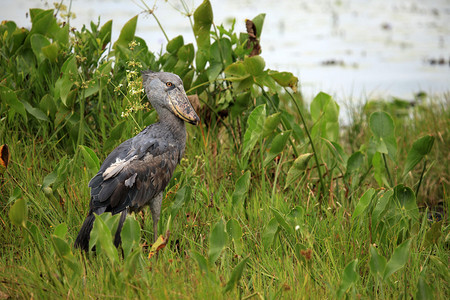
[74,71,199,251]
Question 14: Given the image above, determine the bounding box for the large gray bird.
[74,71,199,251]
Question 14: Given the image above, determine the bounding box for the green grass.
[0,1,449,298]
[0,96,449,299]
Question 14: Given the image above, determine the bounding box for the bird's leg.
[153,219,158,243]
[149,192,163,243]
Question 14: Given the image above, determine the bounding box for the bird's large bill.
[168,93,200,125]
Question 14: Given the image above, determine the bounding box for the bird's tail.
[74,209,128,252]
[74,212,96,251]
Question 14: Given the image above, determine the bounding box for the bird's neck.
[157,107,187,143]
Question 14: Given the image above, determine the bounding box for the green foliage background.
[1,1,448,298]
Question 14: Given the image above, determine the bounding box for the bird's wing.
[89,135,182,214]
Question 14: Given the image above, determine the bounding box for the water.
[2,0,450,107]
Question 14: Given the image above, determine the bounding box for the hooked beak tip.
[188,115,200,126]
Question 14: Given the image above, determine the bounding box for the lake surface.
[3,0,450,109]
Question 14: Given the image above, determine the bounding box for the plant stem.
[77,88,85,147]
[271,152,284,201]
[140,0,169,42]
[415,160,427,196]
[284,88,326,205]
[260,138,266,201]
[382,153,393,187]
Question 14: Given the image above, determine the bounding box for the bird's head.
[142,70,200,125]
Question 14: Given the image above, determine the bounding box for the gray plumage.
[74,71,199,251]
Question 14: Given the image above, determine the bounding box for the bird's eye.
[166,82,173,87]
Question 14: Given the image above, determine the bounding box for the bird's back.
[88,122,185,215]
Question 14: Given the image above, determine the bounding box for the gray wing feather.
[89,133,181,214]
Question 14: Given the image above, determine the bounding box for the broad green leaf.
[0,86,27,121]
[424,221,442,248]
[403,135,434,176]
[370,111,395,138]
[169,185,192,218]
[195,48,209,71]
[372,151,388,187]
[394,184,419,221]
[9,26,28,55]
[98,20,112,47]
[21,100,49,122]
[210,38,233,66]
[166,35,184,53]
[178,43,195,64]
[83,78,100,98]
[232,76,254,93]
[39,94,56,118]
[287,206,305,227]
[42,156,69,189]
[191,250,209,273]
[41,42,59,62]
[208,219,228,264]
[270,207,294,235]
[337,259,359,298]
[244,55,265,76]
[182,69,195,91]
[415,271,434,300]
[53,223,68,238]
[254,73,278,93]
[284,153,314,189]
[262,217,278,249]
[206,63,223,83]
[8,187,22,203]
[104,121,127,152]
[224,61,249,80]
[123,248,141,278]
[311,92,339,123]
[346,151,364,174]
[161,53,178,72]
[61,55,77,77]
[193,0,213,50]
[263,131,291,167]
[369,111,397,160]
[242,105,266,158]
[372,190,393,227]
[113,15,138,49]
[53,24,69,46]
[29,9,59,38]
[251,13,266,38]
[9,198,27,227]
[263,112,281,137]
[55,77,74,107]
[310,92,339,141]
[383,239,412,280]
[26,222,44,249]
[231,171,251,208]
[231,91,251,115]
[352,188,375,220]
[121,216,141,259]
[51,235,71,257]
[223,256,249,293]
[226,219,243,255]
[55,56,77,106]
[91,213,119,262]
[269,71,298,91]
[369,245,387,277]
